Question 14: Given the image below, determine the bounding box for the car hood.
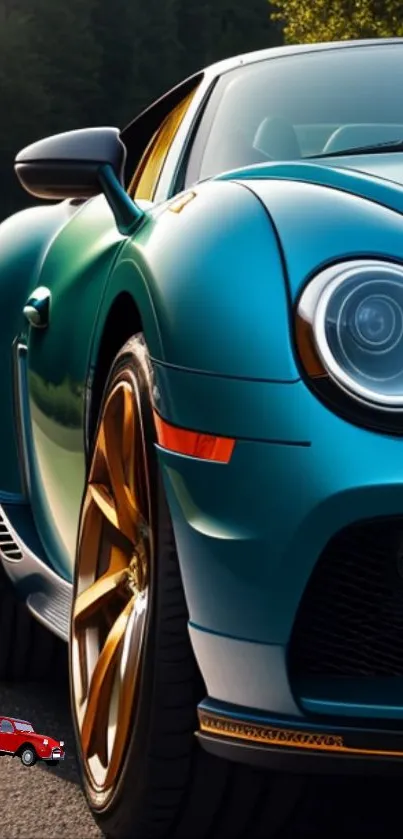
[313,150,403,187]
[30,733,62,746]
[219,154,403,301]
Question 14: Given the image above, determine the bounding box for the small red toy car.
[0,716,65,766]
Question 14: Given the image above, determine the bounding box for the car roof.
[1,716,32,724]
[204,37,403,80]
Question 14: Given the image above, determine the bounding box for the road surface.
[0,648,101,839]
[0,649,401,838]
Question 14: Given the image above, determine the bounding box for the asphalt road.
[0,652,101,839]
[0,651,402,839]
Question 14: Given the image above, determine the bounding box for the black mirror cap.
[15,126,126,200]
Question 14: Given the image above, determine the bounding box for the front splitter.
[197,706,403,775]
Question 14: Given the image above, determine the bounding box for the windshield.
[14,722,34,733]
[196,43,403,179]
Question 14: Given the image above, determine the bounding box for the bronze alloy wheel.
[71,364,152,806]
[69,336,305,839]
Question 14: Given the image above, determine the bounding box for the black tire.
[72,336,306,839]
[47,760,60,767]
[0,565,65,682]
[20,746,36,767]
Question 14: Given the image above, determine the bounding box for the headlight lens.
[297,260,403,410]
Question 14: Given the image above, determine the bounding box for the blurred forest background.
[0,0,400,221]
[0,0,282,220]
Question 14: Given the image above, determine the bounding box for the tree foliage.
[180,1,281,68]
[0,0,281,219]
[270,0,403,44]
[0,7,49,154]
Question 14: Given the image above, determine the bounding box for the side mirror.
[15,127,144,235]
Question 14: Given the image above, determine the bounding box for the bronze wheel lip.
[70,371,153,807]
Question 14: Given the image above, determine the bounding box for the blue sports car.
[0,35,403,838]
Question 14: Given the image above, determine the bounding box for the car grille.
[289,518,403,679]
[0,512,22,560]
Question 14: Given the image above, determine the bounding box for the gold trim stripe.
[169,191,197,214]
[198,711,403,759]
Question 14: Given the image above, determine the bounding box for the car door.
[22,80,203,583]
[22,195,127,582]
[0,719,15,753]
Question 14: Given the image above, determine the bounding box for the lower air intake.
[289,518,403,679]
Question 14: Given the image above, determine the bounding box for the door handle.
[23,286,51,329]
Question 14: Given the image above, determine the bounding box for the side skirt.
[0,503,72,641]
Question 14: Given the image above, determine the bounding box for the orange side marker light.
[153,412,235,463]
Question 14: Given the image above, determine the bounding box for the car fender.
[227,162,403,301]
[93,179,299,382]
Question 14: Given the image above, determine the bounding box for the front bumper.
[197,701,403,775]
[154,364,403,756]
[43,748,65,760]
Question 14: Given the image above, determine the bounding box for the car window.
[128,89,197,201]
[186,43,403,183]
[0,720,14,733]
[15,722,34,733]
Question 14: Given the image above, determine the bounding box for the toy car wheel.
[20,747,36,767]
[69,335,305,839]
[48,760,60,767]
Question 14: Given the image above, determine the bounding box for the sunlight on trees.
[270,0,403,44]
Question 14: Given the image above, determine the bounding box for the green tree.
[0,7,49,154]
[24,0,102,131]
[0,0,282,220]
[0,4,50,216]
[123,0,184,119]
[92,0,283,129]
[206,0,282,63]
[91,0,184,127]
[177,1,282,75]
[0,0,102,218]
[270,0,403,44]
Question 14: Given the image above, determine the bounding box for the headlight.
[296,260,403,411]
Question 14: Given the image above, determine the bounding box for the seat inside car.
[253,115,301,160]
[206,128,271,175]
[322,123,403,154]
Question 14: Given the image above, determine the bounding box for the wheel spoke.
[89,483,121,532]
[81,599,134,760]
[74,568,127,623]
[105,592,147,786]
[72,371,152,798]
[108,545,131,574]
[102,387,138,540]
[121,383,136,471]
[122,385,144,519]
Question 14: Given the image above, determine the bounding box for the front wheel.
[20,747,36,767]
[69,335,305,839]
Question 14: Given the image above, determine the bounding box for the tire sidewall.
[21,748,35,766]
[69,335,166,820]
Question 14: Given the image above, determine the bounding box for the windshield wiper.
[309,139,403,159]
